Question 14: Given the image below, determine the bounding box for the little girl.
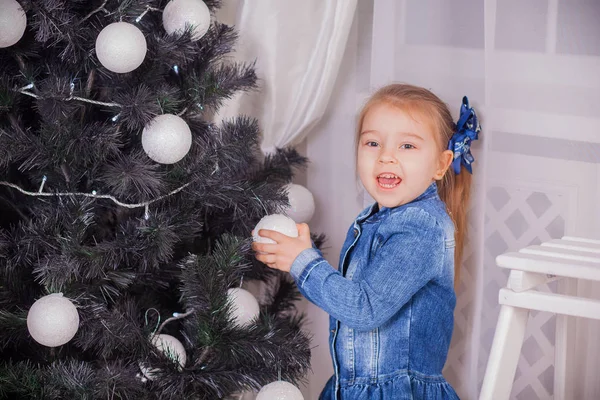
[252,84,480,399]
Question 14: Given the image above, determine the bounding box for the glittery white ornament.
[26,293,79,347]
[226,288,260,327]
[257,381,304,400]
[163,0,211,41]
[95,22,147,73]
[141,114,192,164]
[0,0,27,48]
[252,214,298,245]
[140,334,187,381]
[283,184,315,224]
[152,334,187,367]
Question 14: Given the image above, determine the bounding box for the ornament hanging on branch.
[0,0,27,48]
[26,293,80,347]
[252,214,298,245]
[226,288,260,328]
[95,22,147,73]
[141,114,192,164]
[140,333,187,381]
[283,184,315,224]
[163,0,211,41]
[256,381,304,400]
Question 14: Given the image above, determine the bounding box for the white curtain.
[215,0,357,153]
[303,0,600,399]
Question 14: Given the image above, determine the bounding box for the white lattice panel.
[479,182,571,400]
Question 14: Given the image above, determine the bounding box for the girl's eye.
[365,141,379,147]
[400,143,415,150]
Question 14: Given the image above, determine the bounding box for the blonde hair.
[356,83,473,283]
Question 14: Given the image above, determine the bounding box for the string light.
[17,83,122,108]
[155,309,195,335]
[38,175,47,193]
[135,5,161,23]
[81,0,109,23]
[0,178,192,210]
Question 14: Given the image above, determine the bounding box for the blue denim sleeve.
[290,208,445,331]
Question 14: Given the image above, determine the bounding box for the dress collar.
[357,182,439,224]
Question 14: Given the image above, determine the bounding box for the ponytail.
[438,169,472,285]
[440,96,481,285]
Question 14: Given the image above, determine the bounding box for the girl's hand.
[252,223,312,273]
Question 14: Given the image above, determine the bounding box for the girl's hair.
[356,83,472,283]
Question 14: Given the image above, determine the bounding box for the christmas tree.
[0,1,318,398]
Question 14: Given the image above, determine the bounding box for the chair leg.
[479,305,530,400]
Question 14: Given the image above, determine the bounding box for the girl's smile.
[376,173,402,190]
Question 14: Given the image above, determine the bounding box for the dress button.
[353,228,358,237]
[331,329,335,333]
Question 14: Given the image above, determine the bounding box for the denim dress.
[290,182,460,399]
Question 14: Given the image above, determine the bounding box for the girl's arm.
[290,208,445,331]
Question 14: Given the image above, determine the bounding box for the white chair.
[479,236,600,400]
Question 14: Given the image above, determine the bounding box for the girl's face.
[357,102,453,209]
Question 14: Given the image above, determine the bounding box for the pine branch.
[183,313,311,390]
[0,360,43,399]
[251,147,309,185]
[0,310,28,351]
[264,273,303,316]
[178,234,251,312]
[112,84,162,131]
[98,151,166,202]
[311,232,327,251]
[73,297,150,359]
[186,61,257,112]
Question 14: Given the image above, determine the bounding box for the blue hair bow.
[447,96,481,174]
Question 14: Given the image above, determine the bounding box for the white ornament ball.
[152,334,187,367]
[95,22,147,73]
[163,0,211,41]
[252,214,298,245]
[226,288,260,327]
[0,0,27,48]
[26,293,79,347]
[141,114,192,164]
[139,334,187,381]
[283,184,315,223]
[257,381,304,400]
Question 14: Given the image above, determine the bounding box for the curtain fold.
[216,0,357,153]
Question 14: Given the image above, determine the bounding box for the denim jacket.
[290,182,458,399]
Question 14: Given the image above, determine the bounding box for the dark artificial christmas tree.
[0,1,319,398]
